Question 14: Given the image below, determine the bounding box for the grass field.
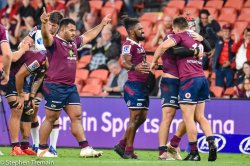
[0,147,250,166]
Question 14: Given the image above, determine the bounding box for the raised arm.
[40,8,53,47]
[81,15,111,45]
[150,38,176,71]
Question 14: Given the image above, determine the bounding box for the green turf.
[0,147,249,166]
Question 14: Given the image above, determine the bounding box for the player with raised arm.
[21,11,64,155]
[114,16,150,159]
[151,16,216,161]
[37,8,111,157]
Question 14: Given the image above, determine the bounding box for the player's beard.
[135,33,145,41]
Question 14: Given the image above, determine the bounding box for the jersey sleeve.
[75,35,83,48]
[168,34,181,45]
[121,44,132,56]
[25,59,41,73]
[0,25,8,43]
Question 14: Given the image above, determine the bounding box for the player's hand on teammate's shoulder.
[191,31,203,42]
[101,14,112,26]
[40,7,50,24]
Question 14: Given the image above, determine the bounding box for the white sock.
[31,126,40,147]
[50,127,59,150]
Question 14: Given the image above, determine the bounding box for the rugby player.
[37,8,110,157]
[114,16,150,159]
[151,16,216,161]
[21,11,63,155]
[2,49,46,156]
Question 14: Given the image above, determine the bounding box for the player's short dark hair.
[172,16,188,30]
[49,11,63,25]
[58,18,76,31]
[199,9,210,18]
[121,15,139,33]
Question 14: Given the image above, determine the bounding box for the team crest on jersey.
[185,93,191,99]
[28,60,40,72]
[122,45,131,54]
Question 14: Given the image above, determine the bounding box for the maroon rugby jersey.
[121,38,148,82]
[45,35,83,85]
[10,50,47,77]
[0,24,8,55]
[169,30,204,81]
[162,31,179,77]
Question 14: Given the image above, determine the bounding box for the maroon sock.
[158,146,167,155]
[189,141,198,152]
[119,140,126,149]
[79,141,89,149]
[125,146,134,154]
[39,144,48,150]
[31,121,39,128]
[170,135,181,148]
[12,142,20,149]
[21,142,29,150]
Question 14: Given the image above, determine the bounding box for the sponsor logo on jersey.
[239,136,250,154]
[170,100,175,103]
[37,37,43,45]
[198,134,226,153]
[122,45,131,54]
[67,50,77,60]
[28,60,40,72]
[137,103,142,106]
[51,104,56,108]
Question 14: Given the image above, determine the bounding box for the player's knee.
[195,116,206,123]
[46,115,59,124]
[71,112,82,121]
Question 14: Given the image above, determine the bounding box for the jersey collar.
[126,37,141,47]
